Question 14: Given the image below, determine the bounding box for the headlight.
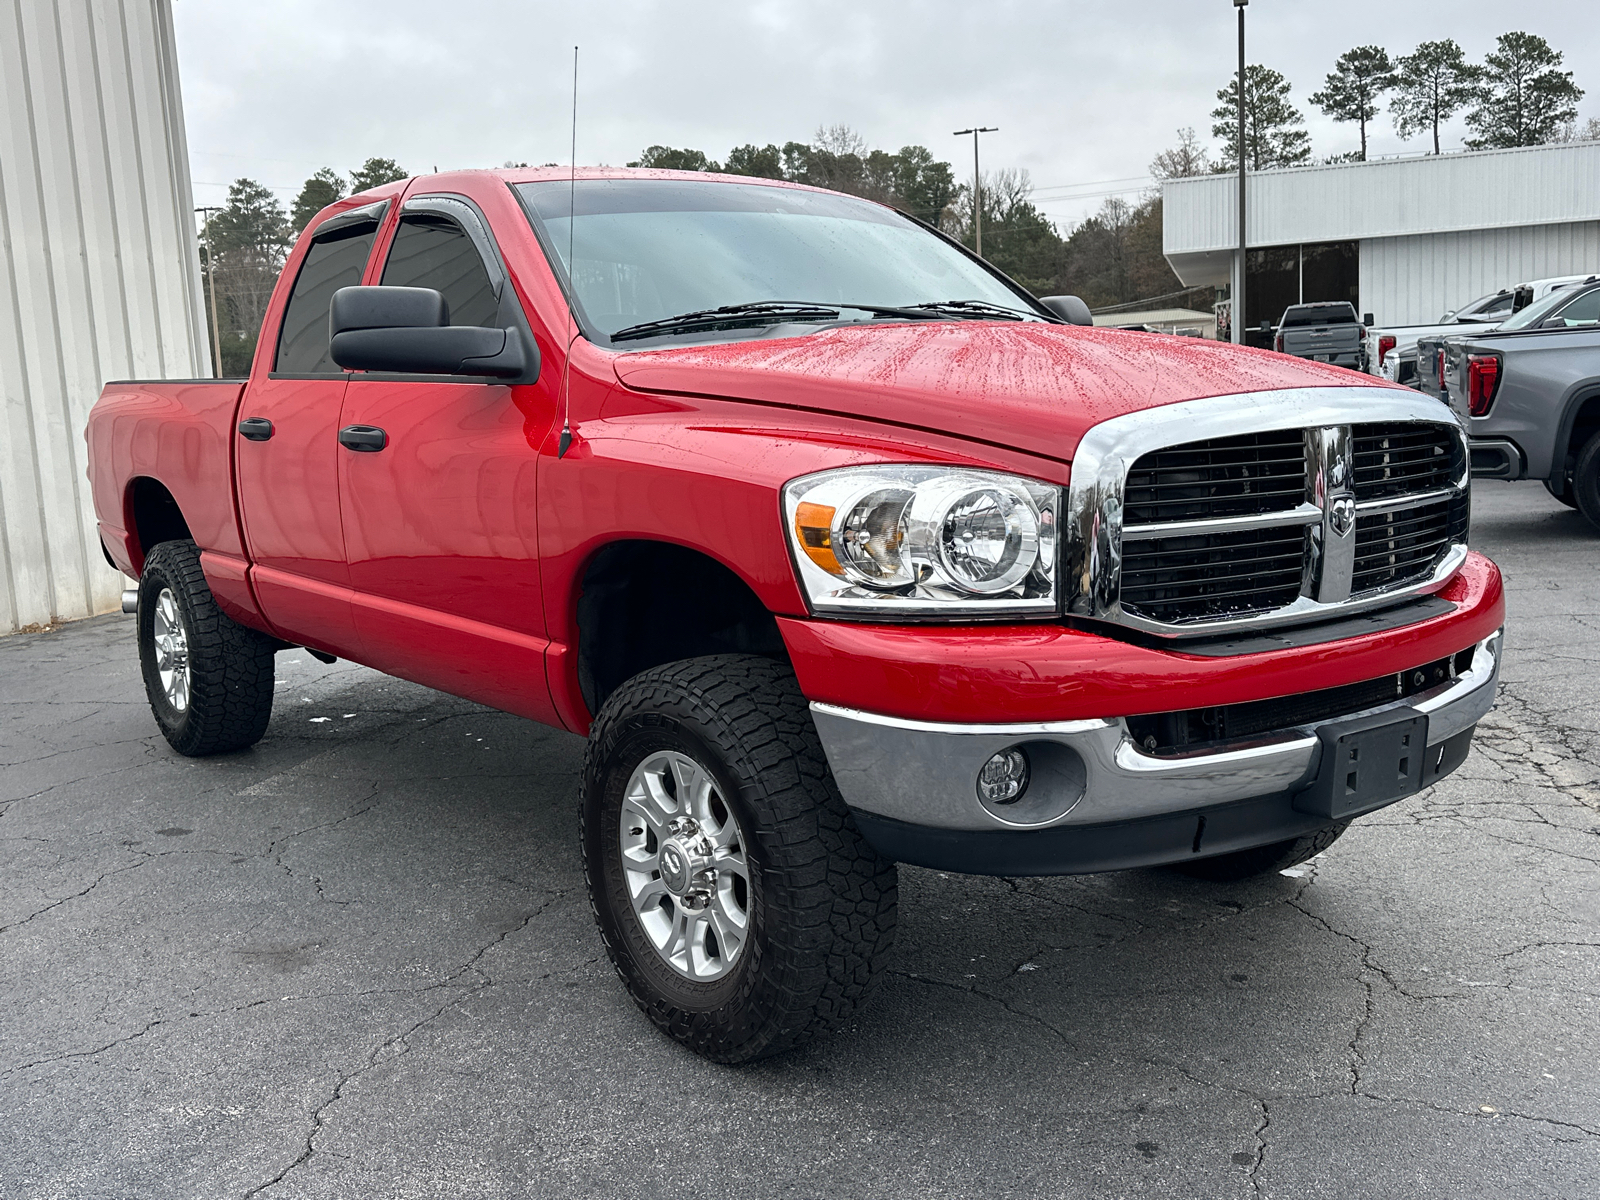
[783,466,1060,617]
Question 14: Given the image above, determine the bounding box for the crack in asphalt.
[1247,1099,1269,1195]
[0,856,150,934]
[238,894,562,1198]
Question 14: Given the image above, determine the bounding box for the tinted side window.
[1552,288,1600,327]
[275,228,376,373]
[380,216,498,327]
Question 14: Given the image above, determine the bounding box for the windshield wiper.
[608,298,1016,344]
[611,302,845,343]
[904,299,1034,320]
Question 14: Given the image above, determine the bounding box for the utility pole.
[953,126,998,257]
[1234,0,1248,344]
[194,206,224,377]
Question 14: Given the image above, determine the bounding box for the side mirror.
[1363,312,1375,327]
[1039,295,1093,326]
[328,286,539,381]
[1540,317,1568,329]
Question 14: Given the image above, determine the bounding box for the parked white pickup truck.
[1365,274,1597,386]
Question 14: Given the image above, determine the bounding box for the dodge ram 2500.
[87,168,1504,1063]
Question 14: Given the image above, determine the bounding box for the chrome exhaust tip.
[121,588,138,614]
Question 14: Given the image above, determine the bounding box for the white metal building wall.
[1164,142,1600,258]
[0,0,205,634]
[1360,221,1600,327]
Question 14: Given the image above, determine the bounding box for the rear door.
[235,201,387,654]
[337,194,560,722]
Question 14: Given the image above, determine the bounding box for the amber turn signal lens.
[794,501,842,574]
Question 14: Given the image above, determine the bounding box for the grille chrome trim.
[1354,487,1456,516]
[1065,388,1470,638]
[1121,501,1323,541]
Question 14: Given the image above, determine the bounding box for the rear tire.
[1171,823,1347,882]
[1571,431,1600,531]
[137,539,276,756]
[581,655,897,1063]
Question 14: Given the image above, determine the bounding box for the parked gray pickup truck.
[1417,279,1600,528]
[1273,302,1365,368]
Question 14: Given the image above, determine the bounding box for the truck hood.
[611,321,1379,461]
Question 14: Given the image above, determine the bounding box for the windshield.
[1449,291,1513,322]
[515,178,1040,345]
[1496,284,1591,332]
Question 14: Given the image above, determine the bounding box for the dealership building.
[1162,140,1600,337]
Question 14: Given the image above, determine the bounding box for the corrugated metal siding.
[1361,222,1600,327]
[1165,142,1600,254]
[0,0,204,633]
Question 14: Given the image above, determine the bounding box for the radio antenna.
[557,45,578,459]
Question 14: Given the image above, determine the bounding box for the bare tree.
[1553,115,1600,143]
[813,124,868,159]
[1149,128,1211,180]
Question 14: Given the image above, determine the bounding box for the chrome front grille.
[1352,422,1463,500]
[1122,430,1307,524]
[1120,525,1308,622]
[1352,494,1470,595]
[1065,390,1472,637]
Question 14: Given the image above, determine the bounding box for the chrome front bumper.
[812,632,1501,833]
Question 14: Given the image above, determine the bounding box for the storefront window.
[1245,240,1359,338]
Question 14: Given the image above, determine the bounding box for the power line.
[1031,173,1154,195]
[1091,285,1217,314]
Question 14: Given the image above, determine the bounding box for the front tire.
[1171,823,1348,882]
[137,539,276,756]
[581,655,897,1063]
[1571,431,1600,531]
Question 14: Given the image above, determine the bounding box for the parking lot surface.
[3,481,1598,1199]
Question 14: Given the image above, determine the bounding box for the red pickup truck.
[87,168,1503,1062]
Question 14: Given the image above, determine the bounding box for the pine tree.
[1211,66,1313,171]
[290,168,345,232]
[1310,46,1396,160]
[1390,39,1481,154]
[348,157,409,193]
[1466,32,1584,149]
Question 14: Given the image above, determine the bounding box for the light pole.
[195,206,224,377]
[953,126,998,257]
[1234,0,1248,344]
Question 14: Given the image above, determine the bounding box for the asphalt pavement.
[2,480,1597,1200]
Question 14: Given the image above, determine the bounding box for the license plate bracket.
[1293,708,1429,820]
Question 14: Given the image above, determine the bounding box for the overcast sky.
[174,0,1599,228]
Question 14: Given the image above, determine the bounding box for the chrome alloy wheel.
[620,750,751,981]
[152,587,191,714]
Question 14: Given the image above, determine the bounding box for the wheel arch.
[123,477,192,575]
[1550,383,1600,491]
[574,539,788,718]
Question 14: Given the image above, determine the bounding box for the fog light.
[977,747,1030,805]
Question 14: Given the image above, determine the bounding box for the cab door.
[337,195,560,722]
[234,202,387,654]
